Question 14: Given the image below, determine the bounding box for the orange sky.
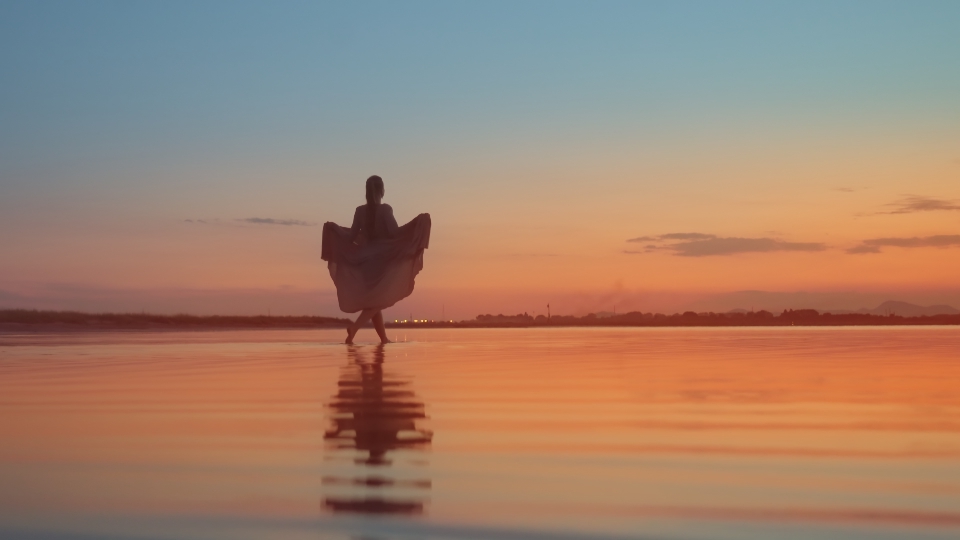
[2,135,958,318]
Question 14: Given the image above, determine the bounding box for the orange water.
[1,327,959,539]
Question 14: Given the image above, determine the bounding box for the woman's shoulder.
[356,203,392,211]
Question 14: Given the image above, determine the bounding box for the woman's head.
[365,175,384,205]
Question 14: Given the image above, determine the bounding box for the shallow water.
[1,327,959,540]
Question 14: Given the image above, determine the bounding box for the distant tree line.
[4,308,958,331]
[0,309,350,329]
[461,309,960,327]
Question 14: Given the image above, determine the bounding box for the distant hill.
[735,301,958,317]
[860,301,960,317]
[822,301,960,316]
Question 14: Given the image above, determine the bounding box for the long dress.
[321,204,431,313]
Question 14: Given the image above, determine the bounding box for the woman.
[321,175,431,344]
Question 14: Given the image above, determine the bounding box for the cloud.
[625,233,826,257]
[835,187,855,193]
[671,237,826,257]
[238,217,315,226]
[881,196,960,214]
[627,233,715,243]
[660,232,716,241]
[847,235,960,254]
[184,217,316,227]
[846,244,881,254]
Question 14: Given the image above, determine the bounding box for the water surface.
[1,327,959,539]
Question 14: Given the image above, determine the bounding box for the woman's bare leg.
[346,309,377,344]
[372,311,392,344]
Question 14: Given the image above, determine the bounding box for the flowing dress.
[321,204,431,313]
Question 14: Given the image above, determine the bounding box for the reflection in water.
[2,329,960,539]
[322,344,433,515]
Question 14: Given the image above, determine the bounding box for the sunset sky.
[2,1,959,319]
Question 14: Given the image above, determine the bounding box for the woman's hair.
[364,175,384,239]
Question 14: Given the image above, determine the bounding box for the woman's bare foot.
[345,326,357,344]
[379,338,393,344]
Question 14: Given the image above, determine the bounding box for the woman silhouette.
[322,175,431,344]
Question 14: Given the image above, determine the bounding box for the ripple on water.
[1,327,959,540]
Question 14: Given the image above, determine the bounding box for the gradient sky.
[2,1,959,318]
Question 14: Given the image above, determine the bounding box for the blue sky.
[4,1,957,178]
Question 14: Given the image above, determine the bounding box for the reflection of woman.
[326,345,433,462]
[322,175,431,344]
[323,344,432,514]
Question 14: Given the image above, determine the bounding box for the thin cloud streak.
[661,232,717,241]
[847,235,960,254]
[847,244,882,254]
[672,237,826,257]
[881,196,960,214]
[238,218,315,226]
[626,233,826,257]
[628,233,715,242]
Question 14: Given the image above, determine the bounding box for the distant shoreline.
[0,310,351,333]
[1,309,959,333]
[452,309,960,328]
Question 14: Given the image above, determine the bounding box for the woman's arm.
[349,206,363,241]
[382,205,400,238]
